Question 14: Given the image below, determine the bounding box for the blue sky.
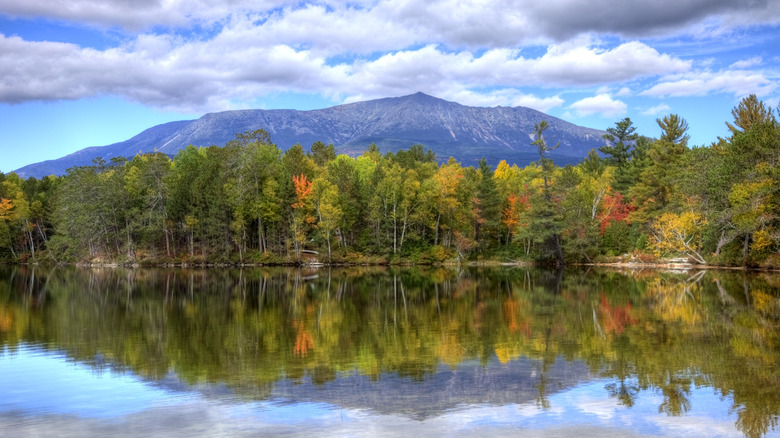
[1,0,779,174]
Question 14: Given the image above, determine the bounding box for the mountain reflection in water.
[0,265,779,437]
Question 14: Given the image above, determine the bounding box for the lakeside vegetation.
[1,95,779,267]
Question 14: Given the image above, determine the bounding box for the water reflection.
[1,265,779,437]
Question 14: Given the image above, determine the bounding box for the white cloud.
[641,69,776,98]
[729,56,763,69]
[0,34,344,112]
[341,42,689,101]
[0,30,690,113]
[520,41,690,86]
[642,104,671,116]
[2,0,778,119]
[525,0,780,39]
[569,94,627,117]
[0,0,288,30]
[444,89,565,112]
[512,95,566,112]
[3,0,780,45]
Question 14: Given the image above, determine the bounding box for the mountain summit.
[14,93,606,178]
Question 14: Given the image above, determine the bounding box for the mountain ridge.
[14,93,606,178]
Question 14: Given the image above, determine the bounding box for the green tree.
[726,94,775,136]
[474,158,502,248]
[600,117,638,167]
[166,146,234,260]
[309,141,336,167]
[580,149,606,176]
[326,155,365,249]
[696,96,780,265]
[630,115,691,226]
[392,144,437,169]
[723,113,780,264]
[225,135,283,256]
[556,166,600,261]
[600,118,638,195]
[618,135,652,193]
[657,114,690,146]
[124,153,172,258]
[312,177,342,261]
[372,163,404,254]
[226,128,273,147]
[531,121,564,265]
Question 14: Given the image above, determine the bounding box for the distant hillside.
[14,93,606,178]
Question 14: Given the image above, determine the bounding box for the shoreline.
[5,257,779,273]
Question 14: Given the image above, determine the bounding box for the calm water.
[1,265,779,437]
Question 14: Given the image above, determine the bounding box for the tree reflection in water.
[0,265,779,437]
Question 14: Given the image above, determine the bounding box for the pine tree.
[599,118,638,167]
[475,158,502,247]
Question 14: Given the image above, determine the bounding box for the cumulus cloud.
[521,0,780,40]
[347,40,688,95]
[0,0,776,114]
[569,94,628,118]
[0,34,343,112]
[641,69,776,98]
[0,0,287,30]
[3,0,780,45]
[516,41,690,85]
[0,30,691,113]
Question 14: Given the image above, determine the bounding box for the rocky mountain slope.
[14,92,606,178]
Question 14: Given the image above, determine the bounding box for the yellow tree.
[0,198,15,259]
[397,169,423,253]
[374,163,404,253]
[729,178,777,261]
[1,178,33,260]
[291,174,315,262]
[312,177,342,261]
[501,192,529,245]
[651,211,707,264]
[432,158,463,247]
[580,166,615,220]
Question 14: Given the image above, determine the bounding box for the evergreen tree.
[580,149,605,176]
[600,118,638,167]
[475,158,502,248]
[630,115,690,226]
[726,94,776,136]
[309,141,336,167]
[600,118,639,194]
[531,121,564,265]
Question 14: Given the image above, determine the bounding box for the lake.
[1,265,779,437]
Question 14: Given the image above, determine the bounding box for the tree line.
[1,94,778,266]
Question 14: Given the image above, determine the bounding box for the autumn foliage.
[1,95,779,266]
[292,174,313,210]
[597,191,633,233]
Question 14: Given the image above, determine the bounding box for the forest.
[0,94,778,267]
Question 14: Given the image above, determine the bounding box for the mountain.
[13,92,606,178]
[153,357,593,421]
[14,120,194,178]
